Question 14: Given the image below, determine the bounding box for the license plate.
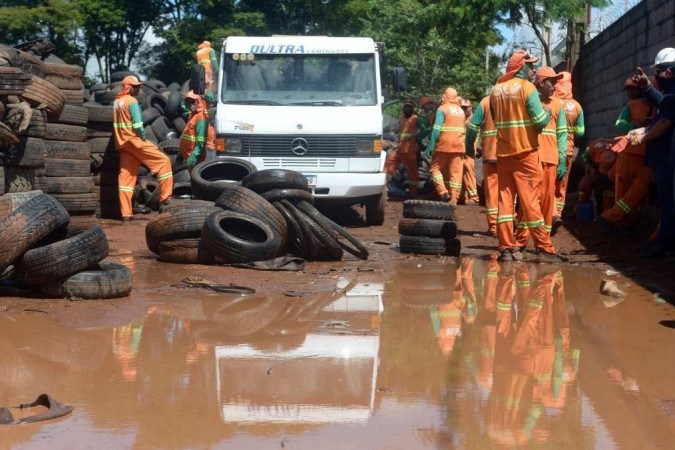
[305,174,317,186]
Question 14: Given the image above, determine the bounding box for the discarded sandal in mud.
[0,394,73,425]
[179,275,255,295]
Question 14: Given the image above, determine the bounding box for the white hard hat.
[653,47,675,67]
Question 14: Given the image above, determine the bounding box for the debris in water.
[599,279,625,298]
[653,293,666,304]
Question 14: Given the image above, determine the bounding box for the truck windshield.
[222,53,376,106]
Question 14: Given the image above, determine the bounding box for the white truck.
[213,36,388,225]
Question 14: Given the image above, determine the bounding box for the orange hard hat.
[121,75,142,86]
[535,66,563,83]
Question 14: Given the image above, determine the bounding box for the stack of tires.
[0,192,132,299]
[147,165,368,264]
[86,71,193,218]
[398,199,460,256]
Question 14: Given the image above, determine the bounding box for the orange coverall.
[384,112,421,193]
[427,90,466,204]
[114,93,173,219]
[461,114,480,204]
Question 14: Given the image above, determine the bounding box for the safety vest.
[398,113,419,154]
[478,96,497,161]
[538,98,564,165]
[490,77,540,157]
[180,110,208,159]
[434,102,465,153]
[562,98,583,155]
[196,47,213,74]
[112,94,141,147]
[624,98,653,157]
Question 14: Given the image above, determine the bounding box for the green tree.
[498,0,610,66]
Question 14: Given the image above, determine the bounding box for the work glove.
[556,157,567,180]
[187,154,198,167]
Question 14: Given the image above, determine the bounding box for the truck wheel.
[365,191,385,226]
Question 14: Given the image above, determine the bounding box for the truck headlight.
[225,137,243,153]
[355,139,382,154]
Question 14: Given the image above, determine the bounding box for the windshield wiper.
[226,100,281,105]
[289,101,344,106]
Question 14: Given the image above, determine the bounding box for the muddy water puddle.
[1,258,674,449]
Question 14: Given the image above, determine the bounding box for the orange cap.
[535,66,563,83]
[498,49,538,82]
[121,75,142,86]
[198,40,211,50]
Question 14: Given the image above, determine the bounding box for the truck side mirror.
[392,67,407,92]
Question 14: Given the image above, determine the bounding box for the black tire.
[172,117,186,133]
[94,89,119,106]
[201,210,281,263]
[242,169,309,193]
[50,192,99,213]
[158,238,215,264]
[158,138,180,155]
[272,201,304,257]
[167,82,181,91]
[402,199,456,221]
[191,158,257,201]
[44,123,87,142]
[20,75,65,120]
[3,137,45,167]
[160,199,215,213]
[143,93,167,115]
[214,185,287,252]
[279,199,318,260]
[0,190,43,221]
[173,168,191,184]
[189,64,206,95]
[0,193,70,272]
[22,109,46,138]
[172,181,192,198]
[295,205,343,261]
[84,104,114,123]
[141,107,161,126]
[165,90,183,120]
[14,224,109,285]
[399,235,461,256]
[110,70,138,82]
[260,188,313,204]
[45,158,90,177]
[44,176,94,194]
[0,166,4,196]
[88,83,108,93]
[44,140,90,160]
[56,105,89,126]
[365,191,386,226]
[144,125,159,144]
[3,167,35,193]
[398,218,458,239]
[150,116,173,141]
[44,73,84,91]
[88,136,115,154]
[145,205,222,254]
[144,78,166,91]
[61,89,85,106]
[38,262,133,299]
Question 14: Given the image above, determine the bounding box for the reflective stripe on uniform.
[496,215,514,223]
[516,219,545,229]
[617,199,631,213]
[158,172,173,181]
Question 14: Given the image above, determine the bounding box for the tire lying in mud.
[402,199,456,221]
[191,158,257,201]
[13,224,109,285]
[399,235,461,256]
[0,193,70,273]
[201,210,281,263]
[398,218,458,239]
[241,169,309,194]
[145,205,222,254]
[158,238,216,265]
[214,185,287,253]
[38,262,133,299]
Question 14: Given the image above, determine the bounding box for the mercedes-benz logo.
[291,137,308,156]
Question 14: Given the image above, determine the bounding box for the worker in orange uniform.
[552,72,585,235]
[489,50,564,263]
[196,40,219,92]
[517,66,566,242]
[180,91,211,172]
[426,87,466,205]
[460,98,480,205]
[467,94,499,236]
[599,77,654,229]
[113,76,173,221]
[384,99,422,196]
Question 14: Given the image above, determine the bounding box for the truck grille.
[242,135,376,158]
[262,158,337,168]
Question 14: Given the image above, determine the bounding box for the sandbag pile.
[86,71,195,218]
[398,199,460,256]
[146,166,368,265]
[0,191,132,299]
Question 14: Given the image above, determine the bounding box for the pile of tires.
[388,153,434,197]
[0,192,132,299]
[146,168,369,265]
[398,199,460,256]
[87,70,193,218]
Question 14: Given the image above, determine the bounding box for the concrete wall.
[576,0,675,141]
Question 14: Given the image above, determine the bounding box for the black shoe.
[441,193,451,202]
[133,205,152,215]
[498,250,513,262]
[550,216,563,236]
[536,251,566,264]
[121,216,133,223]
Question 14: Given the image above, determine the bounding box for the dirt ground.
[1,196,673,324]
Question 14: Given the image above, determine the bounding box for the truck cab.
[214,36,386,225]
